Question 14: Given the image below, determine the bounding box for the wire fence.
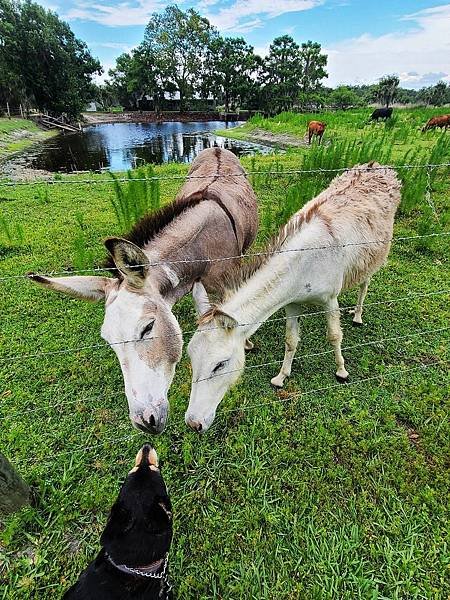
[0,161,449,187]
[0,287,448,363]
[12,356,449,468]
[1,158,449,465]
[0,231,449,282]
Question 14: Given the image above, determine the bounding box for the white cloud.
[88,41,135,53]
[63,0,163,27]
[204,0,323,32]
[326,3,450,88]
[61,0,321,31]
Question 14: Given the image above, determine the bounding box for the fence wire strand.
[0,161,449,188]
[1,288,448,364]
[15,357,448,468]
[2,324,448,422]
[1,231,450,282]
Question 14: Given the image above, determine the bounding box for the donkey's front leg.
[271,304,300,388]
[326,297,349,382]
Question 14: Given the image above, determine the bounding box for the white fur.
[187,165,400,431]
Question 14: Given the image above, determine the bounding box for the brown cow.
[422,114,450,132]
[308,120,326,145]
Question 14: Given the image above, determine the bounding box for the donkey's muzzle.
[131,404,168,434]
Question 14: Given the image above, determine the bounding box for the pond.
[27,121,272,172]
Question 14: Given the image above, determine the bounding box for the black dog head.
[100,445,172,567]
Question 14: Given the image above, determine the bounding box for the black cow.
[370,108,393,121]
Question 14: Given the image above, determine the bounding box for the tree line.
[102,5,328,114]
[1,1,449,120]
[0,0,101,118]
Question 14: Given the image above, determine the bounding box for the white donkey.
[186,162,401,432]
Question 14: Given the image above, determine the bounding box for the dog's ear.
[101,501,134,545]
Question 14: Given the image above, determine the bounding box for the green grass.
[0,110,449,598]
[0,118,57,159]
[217,107,450,156]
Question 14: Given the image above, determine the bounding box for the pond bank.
[82,110,252,125]
[0,118,57,175]
[215,124,308,148]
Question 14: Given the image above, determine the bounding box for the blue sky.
[39,0,450,88]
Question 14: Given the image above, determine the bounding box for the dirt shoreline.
[82,111,248,125]
[217,126,308,149]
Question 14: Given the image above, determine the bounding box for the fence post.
[20,103,24,118]
[6,102,11,119]
[0,453,30,515]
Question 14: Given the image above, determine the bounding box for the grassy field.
[0,109,449,598]
[216,107,450,151]
[0,118,56,160]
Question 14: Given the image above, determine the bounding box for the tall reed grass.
[108,164,161,232]
[252,128,449,252]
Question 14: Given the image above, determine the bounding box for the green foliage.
[329,86,362,110]
[260,36,327,113]
[142,5,217,111]
[0,0,101,117]
[0,212,24,246]
[203,36,260,113]
[419,81,450,107]
[108,164,161,231]
[375,74,400,108]
[72,212,94,271]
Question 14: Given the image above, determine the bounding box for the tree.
[329,86,361,110]
[423,81,450,106]
[262,35,301,113]
[298,41,328,94]
[143,5,217,111]
[107,53,137,108]
[0,0,101,117]
[205,36,259,112]
[376,74,400,108]
[261,36,328,113]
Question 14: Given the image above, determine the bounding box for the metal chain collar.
[106,552,172,598]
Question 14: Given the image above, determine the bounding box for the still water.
[29,121,271,172]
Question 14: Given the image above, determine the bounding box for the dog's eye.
[141,320,155,339]
[212,359,228,374]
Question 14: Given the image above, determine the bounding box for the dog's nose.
[186,417,203,432]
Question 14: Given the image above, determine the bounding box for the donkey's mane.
[214,214,306,302]
[104,195,204,274]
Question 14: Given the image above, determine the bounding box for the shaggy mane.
[213,213,306,301]
[103,195,203,275]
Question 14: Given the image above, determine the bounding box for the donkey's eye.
[141,320,155,339]
[212,359,228,374]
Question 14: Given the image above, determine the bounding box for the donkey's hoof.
[335,373,349,383]
[352,320,363,327]
[244,339,255,351]
[270,376,284,389]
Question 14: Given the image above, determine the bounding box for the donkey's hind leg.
[271,304,300,388]
[352,278,370,326]
[326,298,349,382]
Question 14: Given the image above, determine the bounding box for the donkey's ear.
[104,238,149,287]
[27,273,114,301]
[214,309,238,330]
[192,281,212,317]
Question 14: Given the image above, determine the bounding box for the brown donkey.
[29,148,258,433]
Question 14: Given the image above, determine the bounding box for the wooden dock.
[34,114,81,133]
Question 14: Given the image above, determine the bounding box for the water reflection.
[29,121,272,172]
